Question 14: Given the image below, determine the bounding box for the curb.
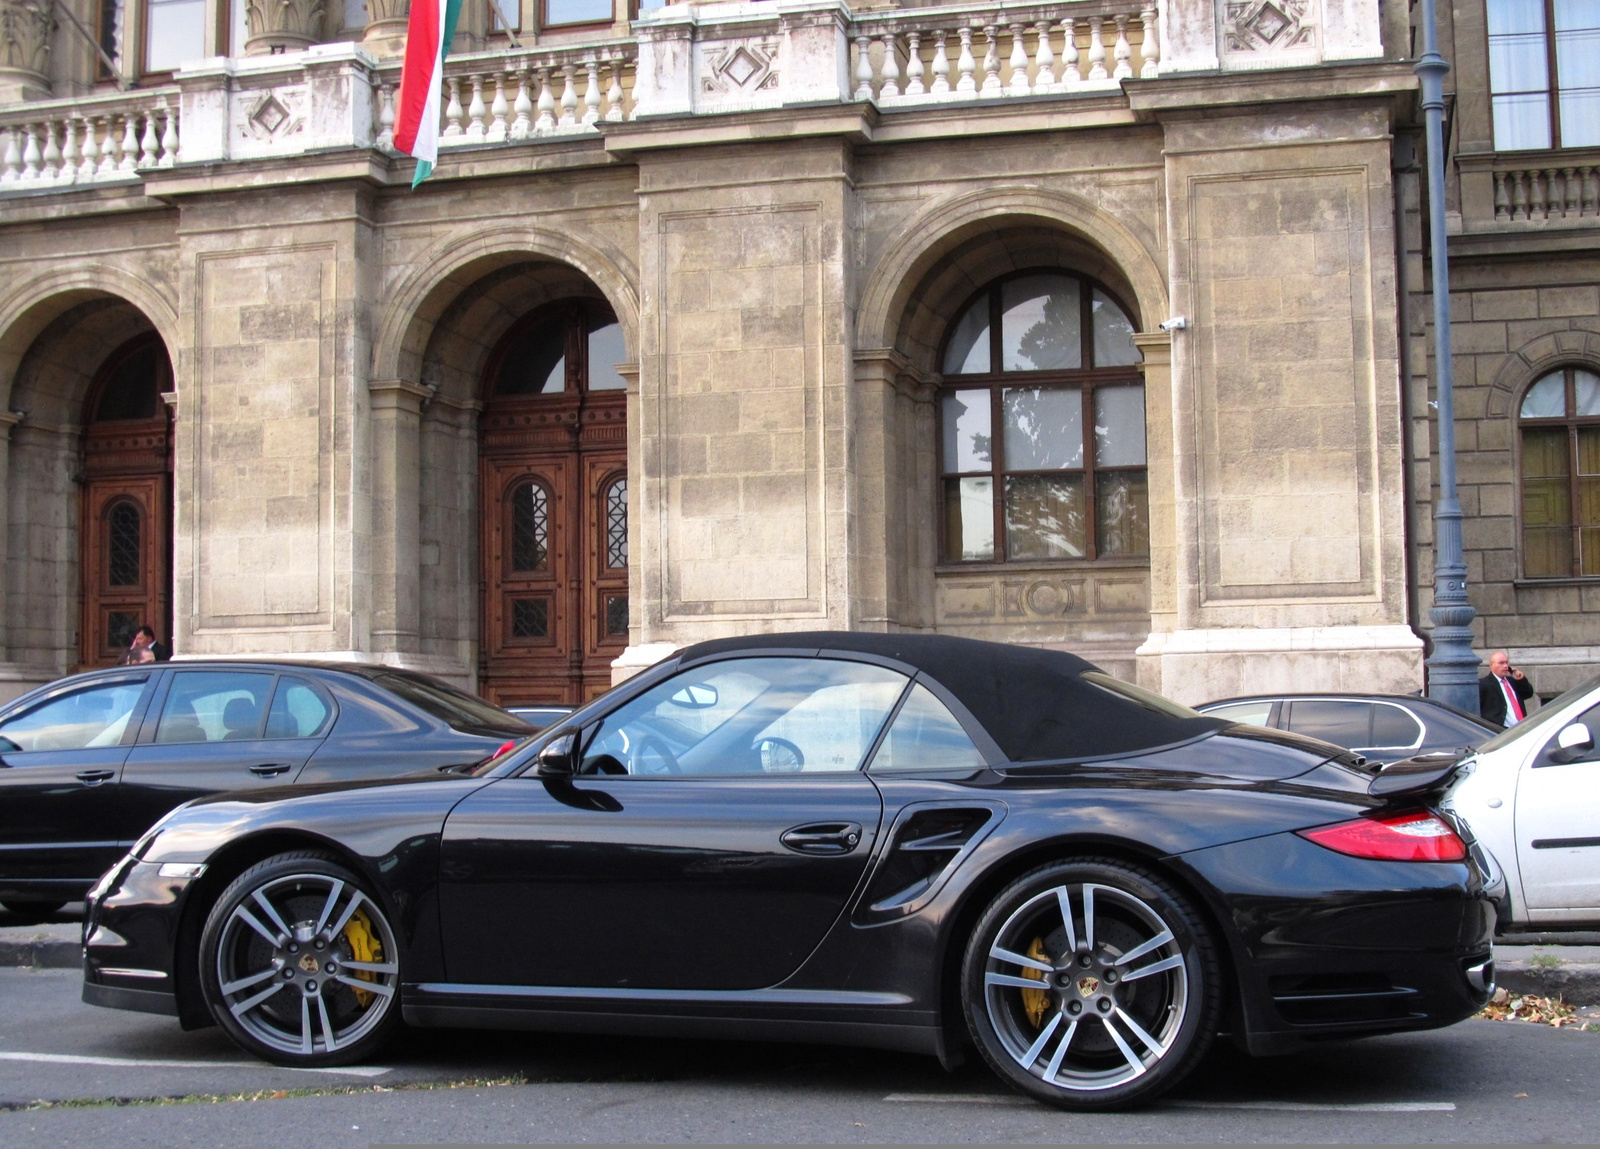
[1495,961,1600,1006]
[0,939,80,969]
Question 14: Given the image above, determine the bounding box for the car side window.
[1369,704,1422,750]
[1205,701,1274,728]
[579,657,908,776]
[1538,699,1600,766]
[1285,700,1373,749]
[154,672,274,744]
[868,683,987,771]
[265,677,332,739]
[0,679,148,752]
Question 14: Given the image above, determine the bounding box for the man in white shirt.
[1478,651,1535,726]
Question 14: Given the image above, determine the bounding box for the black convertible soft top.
[676,631,1224,764]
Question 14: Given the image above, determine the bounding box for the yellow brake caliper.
[1020,936,1050,1029]
[342,908,382,1009]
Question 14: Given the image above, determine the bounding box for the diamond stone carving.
[1224,0,1315,54]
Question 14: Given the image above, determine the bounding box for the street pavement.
[2,964,1597,1145]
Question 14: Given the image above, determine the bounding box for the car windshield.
[1474,672,1600,755]
[373,673,530,733]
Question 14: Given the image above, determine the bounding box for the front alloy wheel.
[963,859,1220,1109]
[199,852,400,1066]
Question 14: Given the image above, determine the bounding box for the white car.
[1445,674,1600,930]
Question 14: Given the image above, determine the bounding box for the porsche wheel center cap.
[1076,975,1100,997]
[298,953,320,974]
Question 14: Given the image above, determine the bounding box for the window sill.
[1512,577,1600,589]
[936,558,1151,576]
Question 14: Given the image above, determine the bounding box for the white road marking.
[1166,1101,1457,1113]
[882,1093,1456,1113]
[883,1093,1031,1105]
[0,1051,391,1077]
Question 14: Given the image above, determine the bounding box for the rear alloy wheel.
[1,900,67,920]
[962,858,1221,1109]
[199,852,400,1067]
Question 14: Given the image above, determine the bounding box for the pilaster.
[368,379,430,654]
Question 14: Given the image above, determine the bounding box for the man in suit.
[1479,650,1535,726]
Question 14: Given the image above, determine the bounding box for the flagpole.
[1416,0,1480,712]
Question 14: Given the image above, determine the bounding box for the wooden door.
[80,472,170,668]
[479,445,627,707]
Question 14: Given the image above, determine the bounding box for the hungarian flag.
[393,0,463,187]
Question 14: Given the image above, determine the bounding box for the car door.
[117,670,331,839]
[1515,699,1600,911]
[438,655,905,989]
[0,672,156,890]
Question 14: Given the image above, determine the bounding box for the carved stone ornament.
[1224,0,1316,53]
[237,88,308,142]
[363,0,410,57]
[245,0,329,55]
[700,39,781,97]
[0,0,54,78]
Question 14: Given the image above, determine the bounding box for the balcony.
[0,0,1389,194]
[1455,148,1600,238]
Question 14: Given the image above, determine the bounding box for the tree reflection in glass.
[1003,276,1081,371]
[1005,475,1086,558]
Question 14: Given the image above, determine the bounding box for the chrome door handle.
[248,763,293,778]
[780,822,863,856]
[75,769,115,786]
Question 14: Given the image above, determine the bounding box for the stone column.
[244,0,328,55]
[0,0,54,103]
[0,410,18,661]
[368,379,429,655]
[1135,332,1176,645]
[363,0,410,58]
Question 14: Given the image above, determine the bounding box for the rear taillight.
[1298,811,1468,863]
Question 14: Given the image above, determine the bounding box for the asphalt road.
[1,967,1597,1145]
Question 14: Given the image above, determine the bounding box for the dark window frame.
[1486,0,1598,151]
[483,297,620,400]
[936,268,1146,566]
[1518,363,1600,579]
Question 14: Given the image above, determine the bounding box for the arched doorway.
[479,300,628,705]
[79,333,174,667]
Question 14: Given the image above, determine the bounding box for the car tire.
[961,857,1222,1110]
[199,851,401,1067]
[1,899,67,918]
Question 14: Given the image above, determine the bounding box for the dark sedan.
[82,634,1494,1110]
[0,661,533,915]
[1196,693,1499,765]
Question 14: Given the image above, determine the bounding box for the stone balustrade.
[848,0,1159,105]
[372,40,638,150]
[1491,158,1600,224]
[0,88,179,189]
[0,0,1395,193]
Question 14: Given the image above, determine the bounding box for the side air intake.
[853,804,1004,924]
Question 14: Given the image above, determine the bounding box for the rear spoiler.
[1367,752,1470,799]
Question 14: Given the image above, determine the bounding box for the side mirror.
[1555,722,1594,761]
[536,729,580,777]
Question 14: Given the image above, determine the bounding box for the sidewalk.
[0,920,79,968]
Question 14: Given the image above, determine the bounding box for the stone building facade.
[0,0,1460,707]
[1402,0,1600,696]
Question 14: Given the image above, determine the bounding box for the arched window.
[510,481,551,572]
[1520,365,1600,577]
[938,270,1145,564]
[490,301,626,397]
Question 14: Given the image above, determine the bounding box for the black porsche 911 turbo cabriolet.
[81,633,1496,1110]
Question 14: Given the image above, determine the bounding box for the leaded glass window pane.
[943,301,991,375]
[1002,387,1082,470]
[1002,275,1081,371]
[605,594,628,637]
[107,611,140,652]
[511,483,549,572]
[512,598,550,638]
[943,476,994,561]
[606,478,628,568]
[941,390,992,472]
[108,502,141,586]
[1004,474,1086,559]
[1522,426,1573,577]
[1522,372,1567,417]
[1094,385,1147,466]
[1092,289,1140,367]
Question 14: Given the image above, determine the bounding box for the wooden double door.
[479,413,628,707]
[79,336,174,669]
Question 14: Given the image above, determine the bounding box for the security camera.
[1158,316,1187,332]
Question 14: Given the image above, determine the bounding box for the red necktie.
[1502,677,1525,722]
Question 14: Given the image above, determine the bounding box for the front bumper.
[81,857,203,1023]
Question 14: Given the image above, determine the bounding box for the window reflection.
[1002,275,1081,371]
[146,0,206,72]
